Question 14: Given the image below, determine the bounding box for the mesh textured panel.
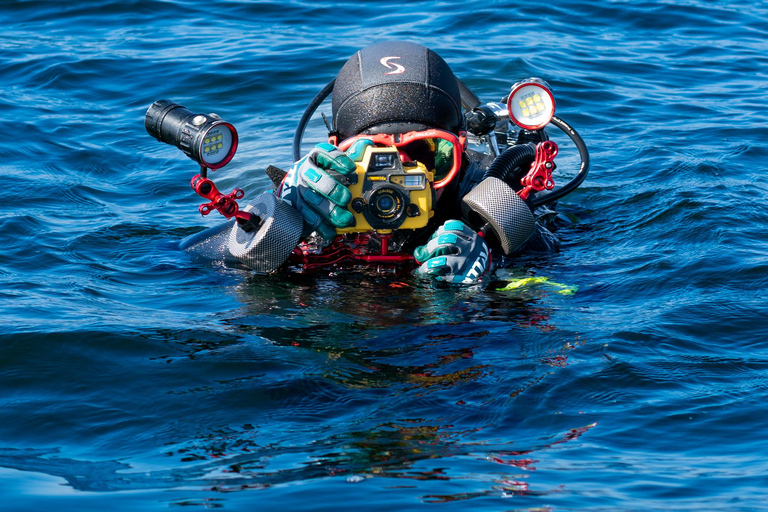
[180,220,243,266]
[461,177,536,256]
[227,193,304,273]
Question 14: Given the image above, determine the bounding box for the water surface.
[2,0,768,510]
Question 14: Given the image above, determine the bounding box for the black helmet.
[332,41,463,141]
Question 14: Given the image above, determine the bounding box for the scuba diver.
[145,41,589,283]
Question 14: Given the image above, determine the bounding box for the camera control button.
[351,198,366,213]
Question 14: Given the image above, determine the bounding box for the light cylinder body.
[145,99,238,169]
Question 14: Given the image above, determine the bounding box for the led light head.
[507,78,555,131]
[198,121,236,168]
[145,100,238,169]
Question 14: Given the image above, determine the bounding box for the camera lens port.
[364,187,407,229]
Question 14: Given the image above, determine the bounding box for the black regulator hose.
[482,143,536,182]
[292,79,336,162]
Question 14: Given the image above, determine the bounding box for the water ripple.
[3,0,768,509]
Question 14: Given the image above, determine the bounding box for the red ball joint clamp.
[191,174,252,223]
[518,140,558,200]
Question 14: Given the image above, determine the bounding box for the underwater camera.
[332,144,434,234]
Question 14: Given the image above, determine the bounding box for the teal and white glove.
[279,141,373,240]
[414,220,490,284]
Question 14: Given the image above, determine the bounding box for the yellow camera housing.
[335,145,434,234]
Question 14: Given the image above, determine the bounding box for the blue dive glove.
[279,141,373,240]
[414,220,490,284]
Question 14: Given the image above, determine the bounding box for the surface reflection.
[0,271,589,505]
[0,421,596,498]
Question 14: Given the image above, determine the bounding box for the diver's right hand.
[278,142,358,240]
[413,220,490,284]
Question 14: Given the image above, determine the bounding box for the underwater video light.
[507,78,555,131]
[145,99,238,169]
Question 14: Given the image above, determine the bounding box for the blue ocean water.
[2,0,768,510]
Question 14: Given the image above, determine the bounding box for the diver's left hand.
[414,220,490,284]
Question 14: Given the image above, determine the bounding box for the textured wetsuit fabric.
[332,41,463,141]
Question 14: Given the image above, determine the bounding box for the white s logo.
[380,56,405,75]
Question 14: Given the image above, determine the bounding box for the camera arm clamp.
[518,140,558,201]
[191,166,257,229]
